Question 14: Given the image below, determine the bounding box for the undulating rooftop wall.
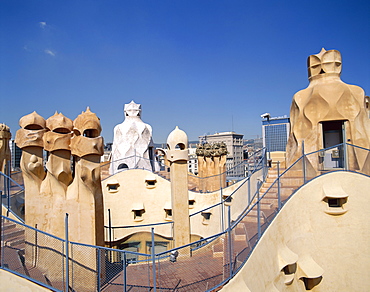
[221,171,370,291]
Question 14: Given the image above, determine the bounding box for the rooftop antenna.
[232,115,234,132]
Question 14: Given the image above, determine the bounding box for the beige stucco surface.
[221,171,370,291]
[103,168,263,243]
[286,49,370,175]
[14,109,105,292]
[0,269,52,292]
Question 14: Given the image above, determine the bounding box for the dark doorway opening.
[322,120,344,148]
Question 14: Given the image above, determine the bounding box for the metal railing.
[1,171,25,221]
[103,148,268,242]
[187,147,266,192]
[1,143,369,291]
[103,149,266,192]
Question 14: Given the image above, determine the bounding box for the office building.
[10,140,22,171]
[261,115,290,153]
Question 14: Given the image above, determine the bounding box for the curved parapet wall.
[221,171,370,291]
[102,167,263,244]
[0,269,52,292]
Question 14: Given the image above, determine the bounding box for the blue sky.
[1,0,369,143]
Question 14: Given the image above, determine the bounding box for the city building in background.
[10,140,21,171]
[188,145,198,175]
[102,142,113,163]
[261,114,290,154]
[199,131,244,177]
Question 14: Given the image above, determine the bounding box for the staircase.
[1,219,64,289]
[211,167,306,269]
[253,167,304,220]
[1,220,26,276]
[2,220,25,249]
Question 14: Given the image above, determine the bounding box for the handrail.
[104,220,173,229]
[0,171,24,190]
[189,148,267,216]
[1,171,25,222]
[2,143,369,292]
[103,148,264,180]
[2,215,67,242]
[156,230,227,257]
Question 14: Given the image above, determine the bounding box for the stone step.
[280,177,304,186]
[260,202,274,209]
[261,184,297,190]
[268,169,303,177]
[265,176,303,186]
[9,237,25,247]
[242,216,264,223]
[2,221,17,231]
[241,211,265,223]
[2,228,24,241]
[260,197,277,205]
[234,227,247,241]
[252,194,276,203]
[260,187,295,196]
[265,177,278,183]
[212,242,224,258]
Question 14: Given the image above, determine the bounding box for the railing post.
[302,141,306,183]
[5,171,10,217]
[265,147,268,180]
[6,162,10,208]
[262,149,265,180]
[65,213,69,292]
[257,186,261,239]
[343,142,348,171]
[134,149,137,168]
[254,152,256,173]
[108,209,112,248]
[263,148,266,179]
[123,251,127,292]
[1,215,3,267]
[220,168,224,232]
[97,248,101,292]
[227,205,232,278]
[151,227,157,291]
[342,122,348,170]
[277,161,281,210]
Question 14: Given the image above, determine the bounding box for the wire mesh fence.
[154,232,226,292]
[1,216,66,291]
[1,172,25,221]
[102,149,266,193]
[1,143,370,291]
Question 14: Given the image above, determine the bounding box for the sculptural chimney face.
[15,111,47,148]
[70,107,104,157]
[307,48,342,80]
[166,126,189,162]
[124,100,142,119]
[0,123,11,173]
[44,112,73,152]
